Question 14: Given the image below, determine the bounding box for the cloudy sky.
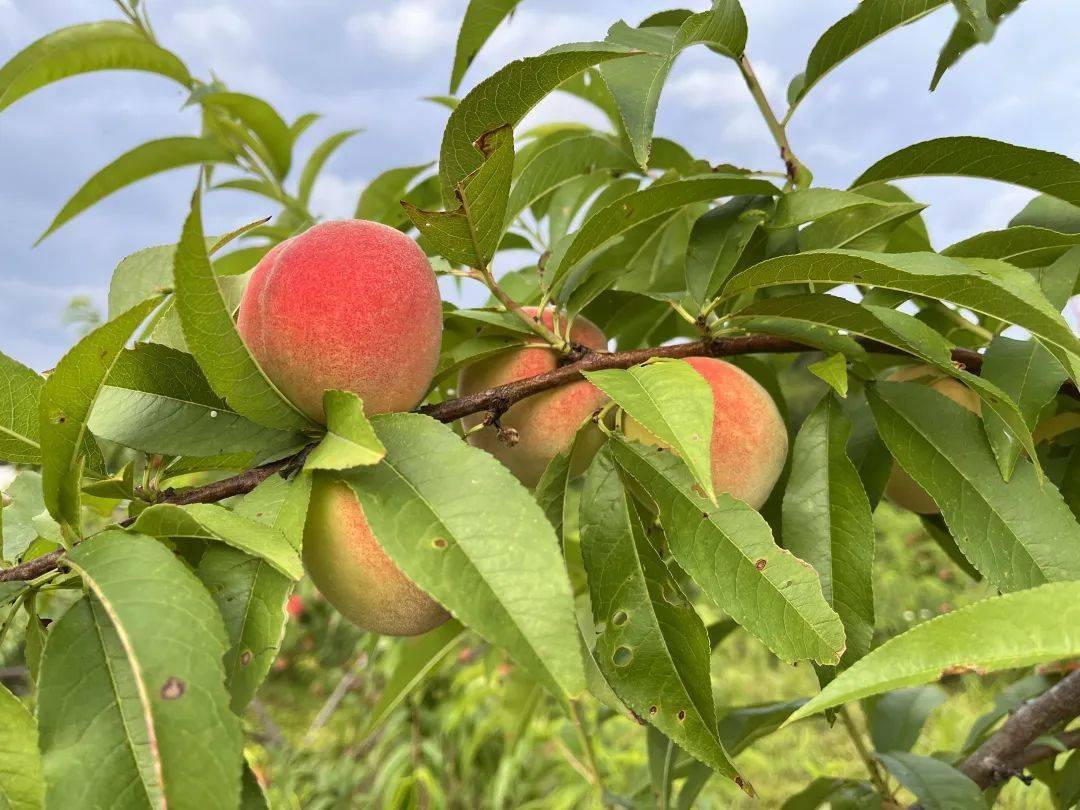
[1,0,1078,369]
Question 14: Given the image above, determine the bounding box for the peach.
[237,219,442,422]
[303,476,449,636]
[459,307,609,487]
[623,357,788,509]
[883,365,981,515]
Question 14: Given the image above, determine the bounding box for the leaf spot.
[161,677,186,700]
[648,705,658,715]
[677,709,686,722]
[239,650,253,666]
[755,558,767,571]
[432,537,448,549]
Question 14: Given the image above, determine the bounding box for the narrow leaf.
[932,0,1021,89]
[298,129,361,206]
[173,187,313,432]
[878,752,987,810]
[200,92,292,179]
[39,138,233,242]
[449,0,523,93]
[786,580,1080,722]
[685,198,768,307]
[355,163,432,223]
[782,396,875,669]
[943,226,1080,268]
[609,435,845,665]
[868,382,1080,590]
[40,296,162,531]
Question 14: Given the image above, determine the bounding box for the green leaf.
[240,763,269,810]
[791,0,948,107]
[405,125,514,267]
[0,582,27,607]
[357,621,465,743]
[201,92,292,179]
[878,752,987,808]
[40,296,162,532]
[599,3,748,168]
[932,0,1020,89]
[0,682,43,810]
[722,250,1080,362]
[868,381,1080,590]
[439,42,637,202]
[355,163,432,223]
[0,351,44,465]
[580,445,742,784]
[782,396,875,670]
[608,435,845,665]
[39,138,233,242]
[943,226,1080,268]
[799,200,928,251]
[0,21,190,114]
[980,336,1065,480]
[806,354,849,398]
[39,532,243,808]
[449,0,523,94]
[109,244,181,320]
[787,580,1080,722]
[197,546,292,713]
[864,685,947,753]
[173,187,313,432]
[853,137,1080,209]
[297,129,361,206]
[685,198,768,307]
[587,359,716,503]
[548,175,778,291]
[769,188,906,229]
[235,472,312,551]
[1,471,56,563]
[130,503,302,580]
[1012,194,1080,234]
[504,134,635,228]
[23,594,45,684]
[305,390,386,471]
[89,343,302,458]
[342,413,586,699]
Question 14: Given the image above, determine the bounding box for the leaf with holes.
[609,435,844,665]
[580,445,743,785]
[341,413,585,699]
[38,532,243,809]
[868,381,1080,590]
[40,295,162,532]
[782,396,875,670]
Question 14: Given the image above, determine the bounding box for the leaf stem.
[838,706,894,800]
[568,700,605,804]
[482,266,567,351]
[737,54,809,188]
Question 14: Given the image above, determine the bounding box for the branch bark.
[1,332,1076,585]
[960,669,1080,790]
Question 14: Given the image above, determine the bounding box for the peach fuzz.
[623,357,788,510]
[303,476,449,636]
[883,365,981,515]
[459,307,609,487]
[237,219,442,422]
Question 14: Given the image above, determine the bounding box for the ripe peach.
[623,357,788,509]
[459,307,609,487]
[883,365,981,515]
[303,476,449,636]
[237,220,442,422]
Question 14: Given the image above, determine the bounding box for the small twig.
[737,54,808,186]
[304,648,370,745]
[839,706,895,800]
[568,700,605,803]
[960,669,1080,790]
[482,266,567,351]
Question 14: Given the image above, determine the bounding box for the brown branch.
[960,670,1080,790]
[1,333,1076,585]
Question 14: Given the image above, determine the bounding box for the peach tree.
[2,0,1080,807]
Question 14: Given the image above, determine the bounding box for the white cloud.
[347,1,452,62]
[308,172,363,221]
[665,61,782,143]
[171,5,253,48]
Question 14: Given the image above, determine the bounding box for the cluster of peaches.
[238,220,955,637]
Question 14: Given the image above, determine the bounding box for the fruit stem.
[481,267,568,351]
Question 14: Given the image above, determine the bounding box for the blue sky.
[1,0,1078,369]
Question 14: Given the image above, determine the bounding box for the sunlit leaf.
[0,350,44,465]
[297,129,361,206]
[305,390,386,471]
[449,0,523,93]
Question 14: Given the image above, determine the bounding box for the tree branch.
[2,333,1076,584]
[960,670,1080,790]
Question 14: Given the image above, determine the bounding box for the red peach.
[458,307,609,487]
[302,476,449,636]
[237,220,442,422]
